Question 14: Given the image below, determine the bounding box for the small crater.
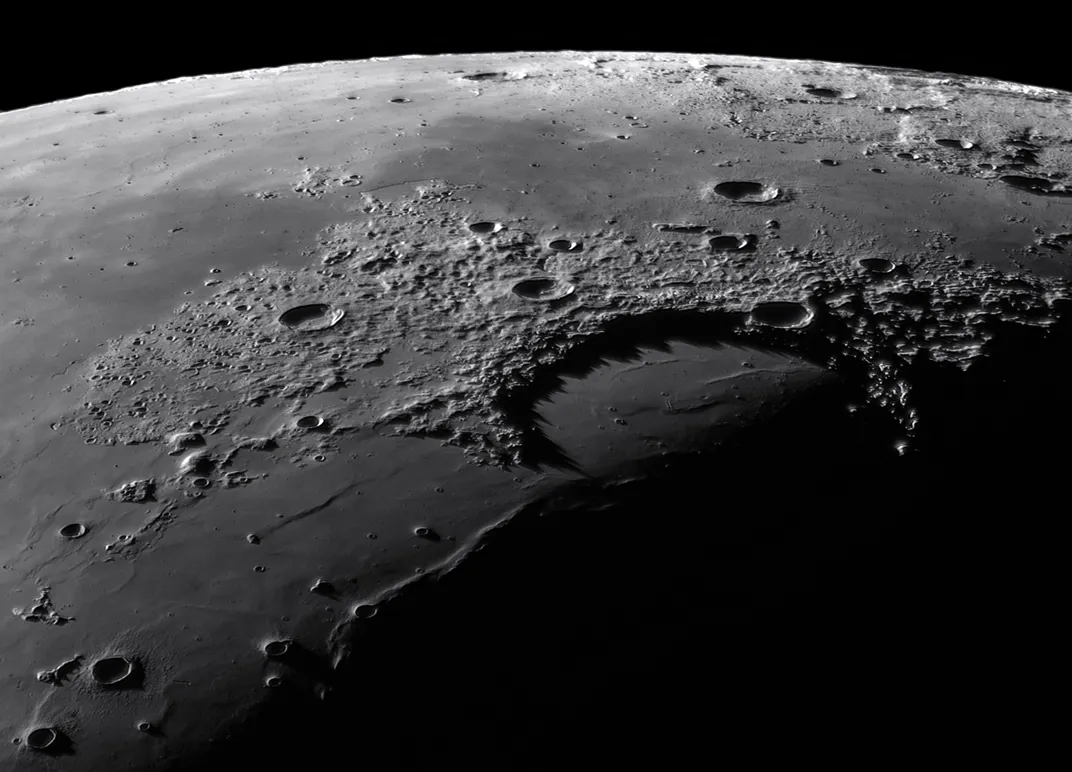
[25,727,59,751]
[817,158,839,166]
[935,138,976,150]
[91,655,139,688]
[858,257,896,274]
[413,525,441,541]
[263,640,291,658]
[804,86,854,99]
[278,303,345,331]
[191,477,211,489]
[92,110,111,115]
[713,181,780,203]
[137,721,153,733]
[353,604,378,619]
[468,221,502,235]
[310,579,336,595]
[462,71,507,81]
[708,234,756,252]
[547,239,582,252]
[511,278,576,302]
[896,152,920,160]
[652,223,712,234]
[389,98,411,104]
[265,676,283,688]
[295,415,325,430]
[749,302,813,329]
[59,523,87,539]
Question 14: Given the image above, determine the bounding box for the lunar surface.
[1,51,1069,768]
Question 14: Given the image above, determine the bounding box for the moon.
[1,51,1069,768]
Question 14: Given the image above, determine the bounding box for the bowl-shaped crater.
[713,181,780,203]
[511,277,576,302]
[90,655,141,688]
[278,303,345,331]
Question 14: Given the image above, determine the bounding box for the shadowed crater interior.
[511,277,575,302]
[713,180,780,202]
[91,656,139,688]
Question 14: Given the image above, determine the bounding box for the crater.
[999,175,1055,193]
[935,138,976,150]
[547,239,583,252]
[468,221,503,235]
[263,640,291,658]
[295,415,326,430]
[91,655,139,688]
[353,604,378,619]
[496,310,835,474]
[858,257,896,274]
[652,223,713,234]
[278,303,345,331]
[59,523,87,539]
[804,86,855,99]
[511,277,576,302]
[748,302,813,329]
[25,727,59,751]
[708,234,756,252]
[713,181,780,203]
[461,72,507,81]
[414,525,441,541]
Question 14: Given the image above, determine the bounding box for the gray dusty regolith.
[1,51,1071,767]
